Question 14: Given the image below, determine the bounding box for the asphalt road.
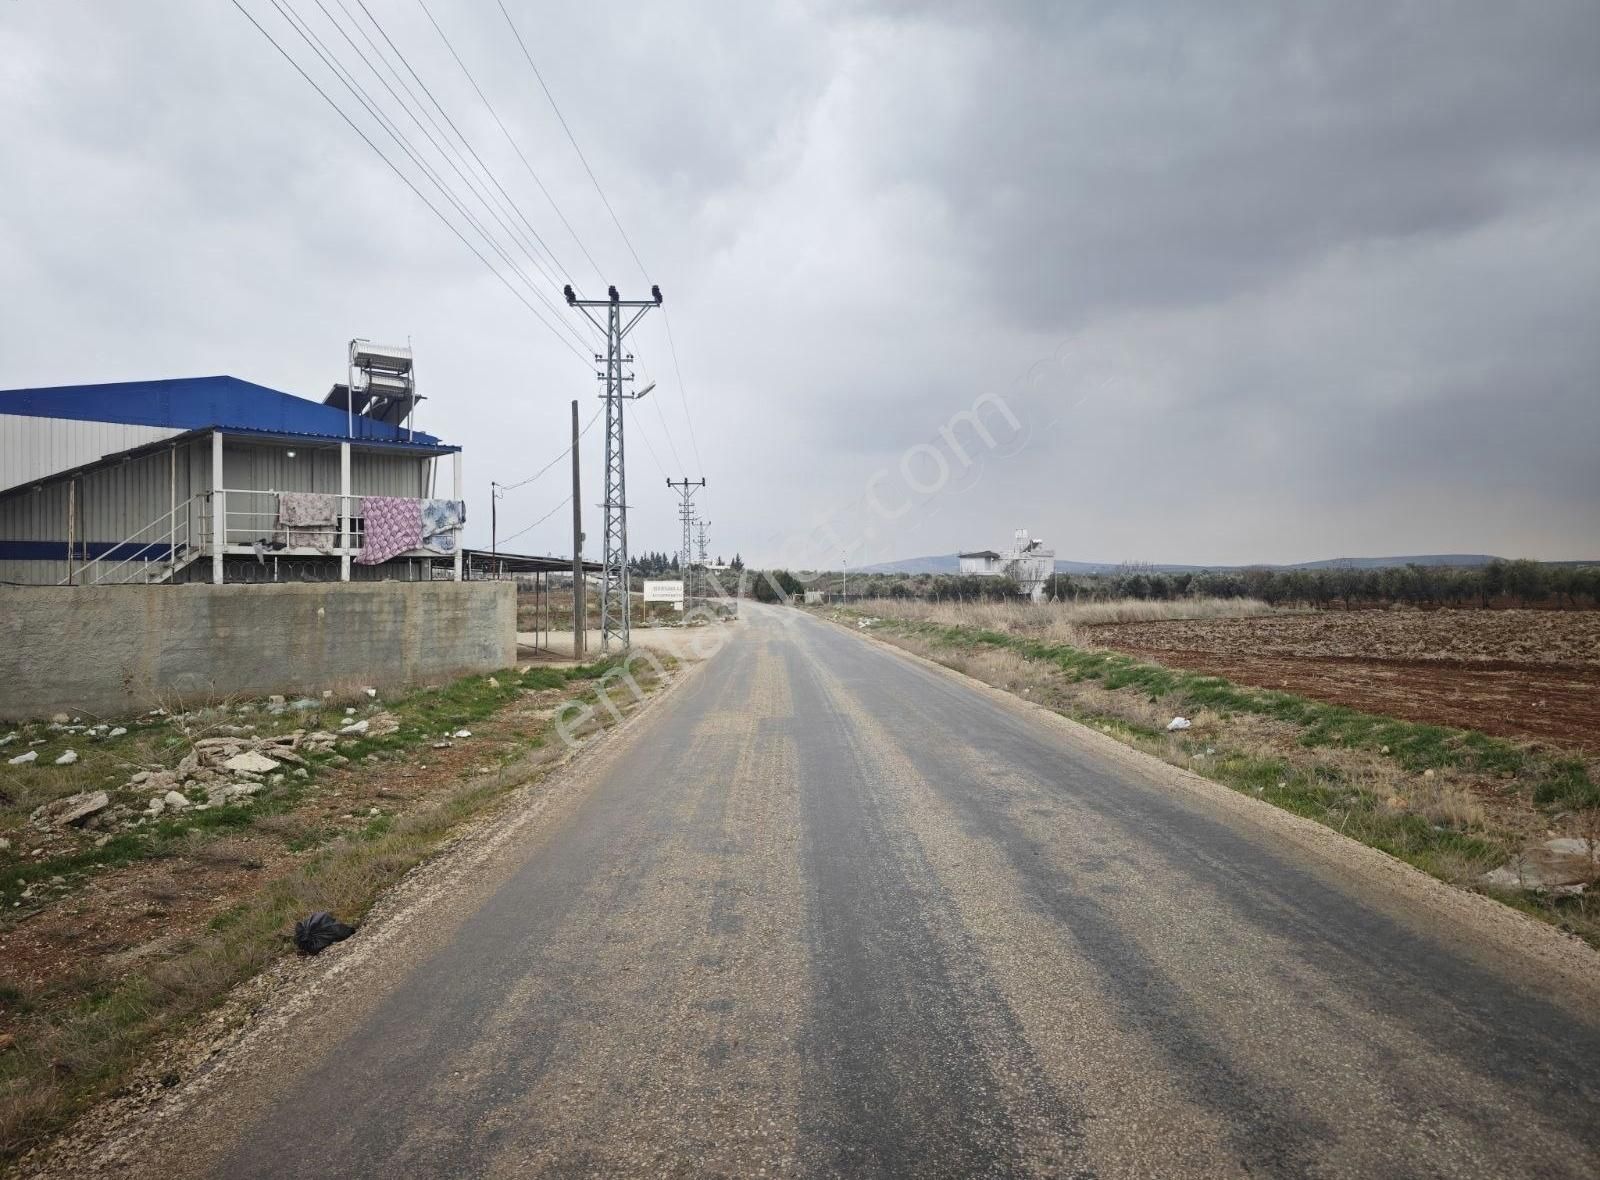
[186,605,1599,1177]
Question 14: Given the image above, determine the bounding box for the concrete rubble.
[222,750,281,774]
[1483,837,1597,896]
[30,790,111,829]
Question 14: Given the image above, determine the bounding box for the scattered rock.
[50,713,69,725]
[108,726,127,738]
[163,790,192,811]
[222,751,281,774]
[1166,717,1192,732]
[31,790,110,828]
[130,771,151,785]
[431,741,452,749]
[54,749,79,766]
[1483,837,1597,895]
[364,687,378,698]
[487,677,500,688]
[207,783,262,806]
[338,719,369,736]
[454,729,472,739]
[9,750,38,765]
[290,698,320,711]
[365,712,399,738]
[0,733,16,747]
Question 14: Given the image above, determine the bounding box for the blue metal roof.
[0,375,447,447]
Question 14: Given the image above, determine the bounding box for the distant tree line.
[739,559,1600,609]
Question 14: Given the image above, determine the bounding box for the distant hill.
[858,553,1519,575]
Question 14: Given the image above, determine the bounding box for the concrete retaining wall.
[0,582,516,721]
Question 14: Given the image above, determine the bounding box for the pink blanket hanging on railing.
[355,496,422,564]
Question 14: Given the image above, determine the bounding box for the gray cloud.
[0,1,1595,566]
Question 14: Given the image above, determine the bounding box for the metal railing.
[198,489,457,556]
[199,489,359,553]
[59,494,200,586]
[61,489,461,586]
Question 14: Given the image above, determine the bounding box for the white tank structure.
[1005,529,1055,602]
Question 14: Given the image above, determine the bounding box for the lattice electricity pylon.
[667,476,705,611]
[566,283,661,652]
[695,518,711,602]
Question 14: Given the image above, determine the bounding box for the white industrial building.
[0,343,469,586]
[958,529,1056,602]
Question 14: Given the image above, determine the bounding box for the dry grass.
[857,595,1277,644]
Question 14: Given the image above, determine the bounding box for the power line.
[494,0,647,277]
[347,0,575,290]
[661,309,705,473]
[498,493,571,547]
[494,1,708,475]
[415,0,607,289]
[496,405,601,493]
[301,0,589,350]
[231,0,590,363]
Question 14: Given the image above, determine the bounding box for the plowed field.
[1091,609,1600,751]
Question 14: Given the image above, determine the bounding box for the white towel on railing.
[421,499,465,554]
[277,492,338,553]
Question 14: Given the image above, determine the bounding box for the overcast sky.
[2,1,1596,566]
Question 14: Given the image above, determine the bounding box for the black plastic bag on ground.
[294,911,356,955]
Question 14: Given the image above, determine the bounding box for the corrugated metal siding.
[3,432,447,585]
[0,437,205,584]
[0,414,182,492]
[219,442,429,497]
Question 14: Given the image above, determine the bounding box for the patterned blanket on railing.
[421,498,465,555]
[356,496,423,564]
[276,492,338,552]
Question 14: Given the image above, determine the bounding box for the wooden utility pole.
[571,399,585,658]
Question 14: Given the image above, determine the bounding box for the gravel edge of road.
[11,652,719,1180]
[821,611,1600,1018]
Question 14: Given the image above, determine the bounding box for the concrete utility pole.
[490,481,504,574]
[565,283,661,652]
[667,476,705,612]
[570,399,585,659]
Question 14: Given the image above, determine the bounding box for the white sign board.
[643,579,685,604]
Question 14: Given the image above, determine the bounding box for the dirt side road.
[33,605,1600,1178]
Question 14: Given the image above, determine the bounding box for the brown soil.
[0,687,567,1043]
[1091,610,1600,751]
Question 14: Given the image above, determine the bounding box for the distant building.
[0,361,466,587]
[957,549,1004,575]
[957,529,1056,602]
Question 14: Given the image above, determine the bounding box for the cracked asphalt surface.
[126,605,1600,1177]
